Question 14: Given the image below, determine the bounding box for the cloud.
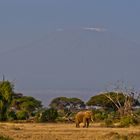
[83,27,107,32]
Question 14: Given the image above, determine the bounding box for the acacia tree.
[11,94,42,117]
[0,80,14,121]
[49,97,85,116]
[105,81,140,116]
[87,92,127,110]
[87,92,139,116]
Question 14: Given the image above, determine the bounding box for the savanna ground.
[0,123,140,140]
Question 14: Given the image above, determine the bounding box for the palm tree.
[0,81,13,121]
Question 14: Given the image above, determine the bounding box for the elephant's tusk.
[91,118,94,122]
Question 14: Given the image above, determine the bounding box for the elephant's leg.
[76,121,80,128]
[86,119,89,128]
[76,123,80,128]
[83,118,86,128]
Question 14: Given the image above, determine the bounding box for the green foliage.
[11,95,42,119]
[0,79,43,122]
[133,109,140,123]
[87,92,139,111]
[7,110,17,121]
[87,92,125,110]
[107,111,119,120]
[93,109,120,125]
[38,108,58,122]
[120,116,138,127]
[16,110,29,120]
[0,81,13,121]
[56,111,75,123]
[92,110,108,121]
[49,97,85,116]
[94,113,104,121]
[134,108,140,116]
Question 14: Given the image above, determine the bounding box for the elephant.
[75,110,93,128]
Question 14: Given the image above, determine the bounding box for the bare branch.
[116,92,122,108]
[104,93,120,110]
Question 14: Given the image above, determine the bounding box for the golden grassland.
[0,122,140,140]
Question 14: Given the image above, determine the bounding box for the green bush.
[38,108,58,122]
[108,111,116,118]
[120,116,138,127]
[16,110,29,120]
[94,112,108,121]
[101,112,108,120]
[7,111,17,121]
[94,113,103,121]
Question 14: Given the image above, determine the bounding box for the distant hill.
[1,28,139,92]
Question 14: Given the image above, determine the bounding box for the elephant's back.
[75,111,85,122]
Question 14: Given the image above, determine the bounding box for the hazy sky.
[0,0,140,103]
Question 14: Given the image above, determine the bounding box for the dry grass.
[0,122,140,140]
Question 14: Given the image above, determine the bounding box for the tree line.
[0,80,140,127]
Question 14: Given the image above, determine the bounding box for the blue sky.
[0,0,140,104]
[1,0,140,41]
